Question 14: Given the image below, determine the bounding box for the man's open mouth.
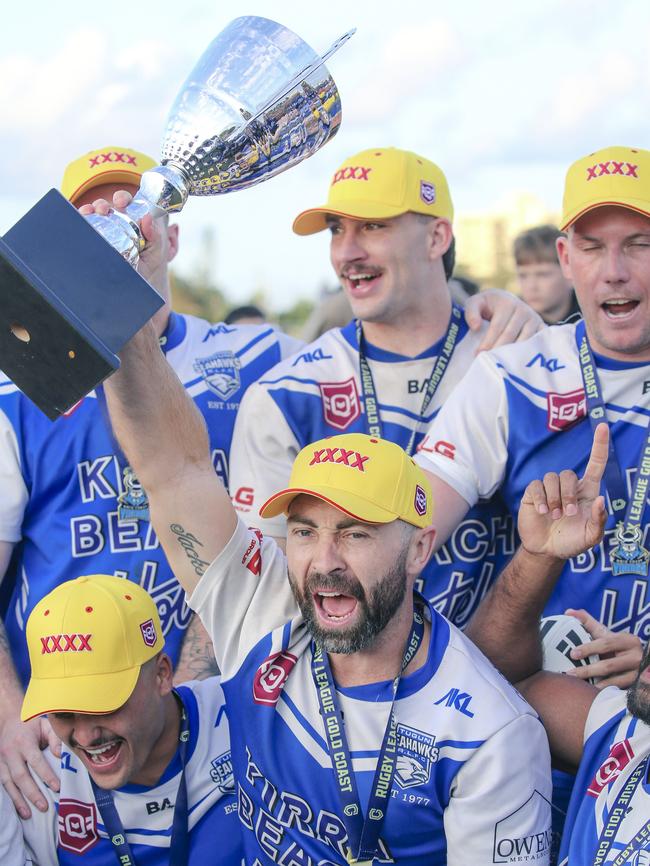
[601,298,640,318]
[314,590,359,624]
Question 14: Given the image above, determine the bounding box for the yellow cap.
[60,146,157,205]
[560,145,650,230]
[293,147,453,235]
[260,433,433,528]
[22,575,163,722]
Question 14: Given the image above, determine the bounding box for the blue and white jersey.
[229,318,516,626]
[0,313,301,683]
[558,687,650,865]
[415,323,650,639]
[189,520,552,866]
[21,679,242,866]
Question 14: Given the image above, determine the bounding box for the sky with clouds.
[1,0,649,309]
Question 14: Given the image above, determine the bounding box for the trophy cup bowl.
[88,16,354,264]
[0,16,353,417]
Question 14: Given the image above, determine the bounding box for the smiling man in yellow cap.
[91,319,553,864]
[16,574,242,866]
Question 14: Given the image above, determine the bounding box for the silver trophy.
[87,16,354,264]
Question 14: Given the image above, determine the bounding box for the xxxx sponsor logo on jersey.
[210,750,235,793]
[58,799,100,854]
[492,790,552,864]
[319,378,361,430]
[587,738,635,797]
[194,351,241,401]
[546,388,586,432]
[394,725,440,790]
[252,651,298,705]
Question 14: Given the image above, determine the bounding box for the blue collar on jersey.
[89,689,190,866]
[310,599,425,864]
[159,312,187,354]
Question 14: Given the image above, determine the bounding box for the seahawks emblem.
[395,724,439,790]
[210,751,234,793]
[194,352,241,400]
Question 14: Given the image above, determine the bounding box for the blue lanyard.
[89,692,190,866]
[356,305,463,456]
[575,321,650,528]
[311,600,425,863]
[592,754,649,866]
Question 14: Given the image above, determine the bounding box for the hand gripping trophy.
[0,17,353,418]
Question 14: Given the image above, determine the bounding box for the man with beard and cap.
[229,145,544,633]
[467,422,650,866]
[13,575,241,866]
[94,305,553,864]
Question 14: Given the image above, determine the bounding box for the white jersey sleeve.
[415,351,510,505]
[229,383,299,536]
[188,518,299,680]
[445,713,551,865]
[0,407,28,543]
[19,753,59,866]
[0,785,30,866]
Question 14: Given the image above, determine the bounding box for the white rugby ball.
[540,614,600,685]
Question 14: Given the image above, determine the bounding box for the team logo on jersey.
[394,725,439,789]
[611,523,650,576]
[210,750,235,793]
[194,351,242,400]
[57,799,99,854]
[420,181,436,205]
[320,378,361,430]
[253,650,298,705]
[140,618,157,648]
[546,388,586,431]
[587,738,635,797]
[117,465,150,521]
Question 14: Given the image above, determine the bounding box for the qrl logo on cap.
[420,181,436,205]
[140,619,157,648]
[253,651,298,705]
[414,485,427,516]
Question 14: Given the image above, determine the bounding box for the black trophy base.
[0,189,164,419]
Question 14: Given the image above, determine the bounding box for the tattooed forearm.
[173,614,219,684]
[170,524,211,577]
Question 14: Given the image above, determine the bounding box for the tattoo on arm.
[170,524,211,577]
[173,614,219,684]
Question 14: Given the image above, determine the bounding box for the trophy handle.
[246,29,356,130]
[82,165,191,266]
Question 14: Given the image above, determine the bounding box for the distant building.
[455,192,559,290]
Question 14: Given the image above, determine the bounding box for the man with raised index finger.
[416,145,650,687]
[467,422,650,865]
[99,318,553,865]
